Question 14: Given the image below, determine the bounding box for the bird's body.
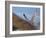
[23,13,28,20]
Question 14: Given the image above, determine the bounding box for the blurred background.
[12,7,40,30]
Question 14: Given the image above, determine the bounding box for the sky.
[12,7,40,21]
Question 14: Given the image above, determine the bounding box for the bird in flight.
[23,13,28,20]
